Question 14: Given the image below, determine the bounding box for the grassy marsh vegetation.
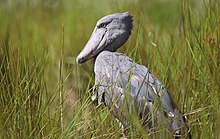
[0,0,219,138]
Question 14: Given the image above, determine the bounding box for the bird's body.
[93,51,186,137]
[76,12,191,138]
[94,50,172,113]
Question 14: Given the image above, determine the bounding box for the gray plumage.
[76,12,191,138]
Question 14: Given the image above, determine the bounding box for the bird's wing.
[110,52,176,117]
[112,53,189,136]
[95,51,176,115]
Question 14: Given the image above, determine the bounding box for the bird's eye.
[98,23,106,28]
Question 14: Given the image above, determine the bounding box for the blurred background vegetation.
[0,0,219,138]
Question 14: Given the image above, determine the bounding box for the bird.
[76,11,191,138]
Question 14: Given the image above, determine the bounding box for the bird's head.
[76,11,133,64]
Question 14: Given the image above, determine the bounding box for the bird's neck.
[94,50,115,62]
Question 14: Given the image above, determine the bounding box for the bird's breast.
[94,51,130,84]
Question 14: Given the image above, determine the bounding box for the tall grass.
[0,0,219,138]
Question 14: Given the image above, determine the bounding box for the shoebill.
[76,11,191,138]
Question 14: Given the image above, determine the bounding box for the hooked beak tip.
[76,56,82,65]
